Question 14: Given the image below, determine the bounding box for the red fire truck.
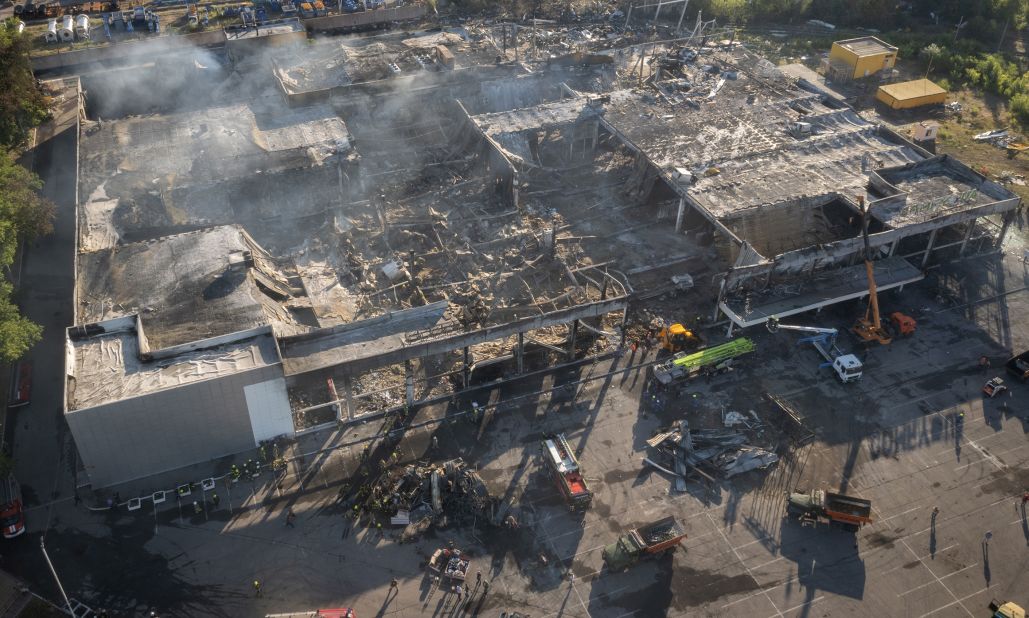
[541,434,592,511]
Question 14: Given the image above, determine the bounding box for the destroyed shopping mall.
[58,29,1019,487]
[15,8,1028,617]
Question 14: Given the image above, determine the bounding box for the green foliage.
[0,30,54,364]
[0,21,50,150]
[0,282,41,364]
[1011,93,1029,125]
[0,150,52,362]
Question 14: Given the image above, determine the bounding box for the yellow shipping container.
[827,36,898,80]
[876,79,948,110]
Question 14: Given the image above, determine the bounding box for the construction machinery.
[652,337,756,385]
[540,434,592,511]
[787,488,872,532]
[766,318,864,383]
[983,377,1008,398]
[1005,351,1029,382]
[602,516,686,572]
[657,322,697,353]
[890,311,917,337]
[427,547,470,583]
[990,601,1026,618]
[852,195,894,346]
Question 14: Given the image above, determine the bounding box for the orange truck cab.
[890,312,917,337]
[0,475,25,539]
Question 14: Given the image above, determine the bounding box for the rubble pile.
[646,419,779,491]
[361,457,501,532]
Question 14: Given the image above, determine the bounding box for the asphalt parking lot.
[5,250,1029,617]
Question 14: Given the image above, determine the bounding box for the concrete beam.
[329,295,628,376]
[749,197,1020,281]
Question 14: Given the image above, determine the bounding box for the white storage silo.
[75,14,90,39]
[45,18,58,43]
[59,15,75,42]
[15,20,26,34]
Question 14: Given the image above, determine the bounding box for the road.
[4,79,80,592]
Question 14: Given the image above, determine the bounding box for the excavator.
[657,323,698,353]
[851,196,916,344]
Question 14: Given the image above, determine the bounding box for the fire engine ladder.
[544,434,579,474]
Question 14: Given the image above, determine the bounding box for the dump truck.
[652,338,756,385]
[540,434,592,511]
[602,516,686,571]
[1006,351,1029,382]
[990,600,1025,618]
[787,488,872,531]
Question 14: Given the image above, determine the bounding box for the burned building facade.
[59,27,1017,488]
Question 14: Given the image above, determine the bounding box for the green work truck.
[602,516,686,571]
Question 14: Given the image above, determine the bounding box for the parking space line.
[955,444,1025,473]
[918,586,990,618]
[880,505,923,523]
[707,512,784,618]
[565,542,607,560]
[898,562,978,597]
[751,556,785,570]
[733,534,773,551]
[774,595,824,617]
[900,538,974,618]
[570,580,592,618]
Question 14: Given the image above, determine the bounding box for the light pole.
[40,537,73,615]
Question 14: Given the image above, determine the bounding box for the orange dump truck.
[787,488,872,532]
[602,516,686,571]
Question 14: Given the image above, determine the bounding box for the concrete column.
[620,307,629,348]
[404,361,415,407]
[675,197,687,233]
[462,347,470,389]
[921,227,938,268]
[995,210,1016,249]
[676,0,688,31]
[568,319,579,358]
[959,218,976,256]
[516,332,525,374]
[342,375,356,421]
[712,278,725,322]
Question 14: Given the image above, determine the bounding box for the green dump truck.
[652,338,756,386]
[602,516,686,571]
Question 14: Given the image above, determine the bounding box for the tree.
[0,21,50,150]
[0,281,41,362]
[0,27,54,364]
[0,150,52,363]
